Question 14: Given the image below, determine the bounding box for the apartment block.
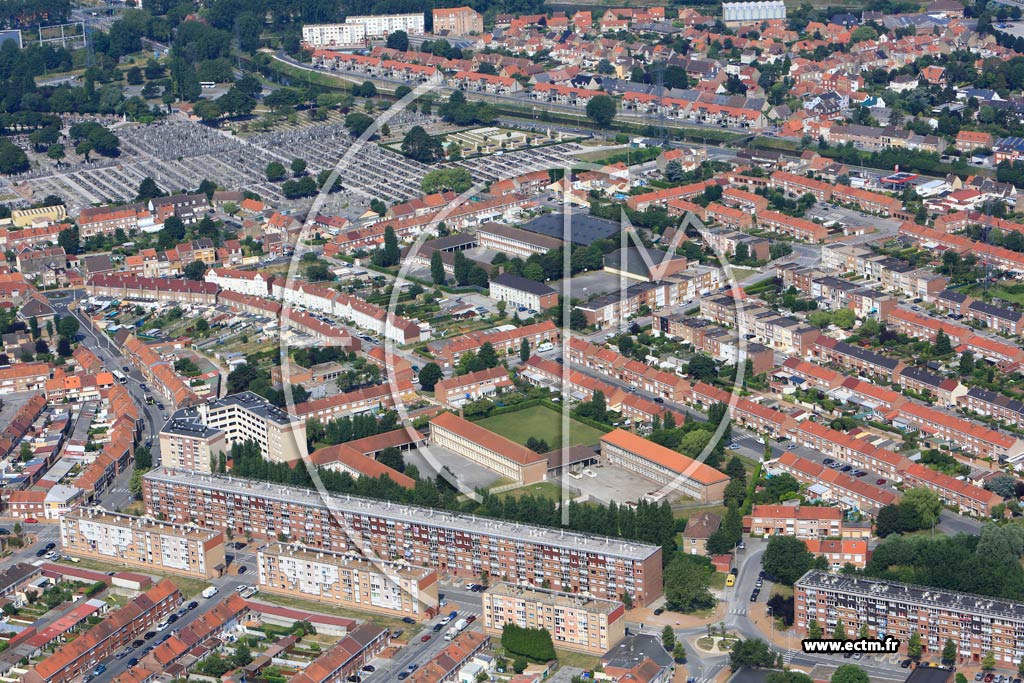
[489,273,559,311]
[743,504,842,539]
[600,429,729,504]
[795,570,1024,665]
[482,582,626,655]
[429,412,547,484]
[162,391,307,466]
[432,6,483,34]
[60,508,226,579]
[143,468,664,605]
[257,542,438,620]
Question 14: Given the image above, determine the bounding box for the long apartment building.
[257,542,438,620]
[429,412,548,484]
[160,391,308,467]
[143,468,664,605]
[482,582,626,655]
[600,429,729,504]
[795,570,1024,666]
[24,580,181,683]
[60,508,226,579]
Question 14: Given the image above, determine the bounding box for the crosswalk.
[728,606,747,616]
[782,650,795,664]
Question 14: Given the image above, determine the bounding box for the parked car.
[421,635,432,642]
[361,666,375,673]
[876,478,886,485]
[186,601,198,611]
[653,608,664,615]
[402,617,416,624]
[127,658,138,667]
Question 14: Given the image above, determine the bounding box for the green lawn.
[494,481,566,501]
[476,405,606,448]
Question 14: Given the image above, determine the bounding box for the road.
[44,289,165,512]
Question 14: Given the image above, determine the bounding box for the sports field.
[476,404,606,448]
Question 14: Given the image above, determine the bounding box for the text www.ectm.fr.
[802,637,902,654]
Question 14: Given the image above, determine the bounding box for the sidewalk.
[628,602,727,629]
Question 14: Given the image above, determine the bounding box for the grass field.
[477,405,606,448]
[494,481,565,500]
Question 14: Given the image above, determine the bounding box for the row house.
[428,320,560,369]
[899,221,1024,274]
[835,376,907,414]
[779,357,845,391]
[688,382,795,438]
[0,223,64,252]
[902,462,1002,517]
[565,337,691,402]
[531,83,602,107]
[812,337,905,381]
[77,204,150,239]
[756,210,829,242]
[448,71,521,94]
[122,336,200,408]
[654,314,775,375]
[433,366,514,409]
[958,386,1024,430]
[293,381,417,421]
[773,451,898,515]
[967,299,1024,335]
[770,170,833,202]
[701,225,768,259]
[884,307,972,345]
[787,418,907,482]
[86,274,218,305]
[721,186,770,213]
[962,333,1024,368]
[805,538,870,569]
[204,267,274,297]
[625,180,717,212]
[894,365,966,407]
[895,400,1024,463]
[24,580,181,683]
[830,185,903,217]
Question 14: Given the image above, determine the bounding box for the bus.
[112,370,128,384]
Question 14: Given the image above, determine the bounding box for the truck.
[453,618,468,633]
[445,627,458,641]
[202,586,218,599]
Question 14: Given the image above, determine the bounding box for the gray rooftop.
[796,570,1024,622]
[144,467,661,561]
[519,213,620,246]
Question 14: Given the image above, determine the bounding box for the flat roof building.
[60,508,225,579]
[795,570,1024,665]
[143,468,663,605]
[257,542,438,620]
[482,582,626,654]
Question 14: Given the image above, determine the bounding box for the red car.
[876,479,886,486]
[421,635,431,643]
[466,615,476,623]
[23,518,37,523]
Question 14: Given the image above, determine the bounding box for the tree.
[687,354,717,381]
[430,251,446,284]
[959,350,975,375]
[729,639,777,671]
[501,623,556,662]
[907,630,922,660]
[386,30,409,51]
[586,95,616,128]
[370,198,387,216]
[902,487,942,529]
[570,308,587,331]
[663,553,715,612]
[419,363,443,391]
[401,125,444,163]
[183,260,207,281]
[520,338,530,362]
[662,625,675,650]
[47,144,65,166]
[941,638,957,665]
[832,620,846,640]
[831,665,869,683]
[373,226,400,267]
[0,139,29,175]
[672,642,687,664]
[982,651,996,671]
[265,161,286,181]
[58,225,79,255]
[808,619,823,639]
[833,308,855,329]
[345,112,375,137]
[762,535,814,585]
[57,316,79,340]
[934,328,952,355]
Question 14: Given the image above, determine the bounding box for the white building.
[204,267,273,297]
[722,0,786,24]
[346,13,424,37]
[302,22,367,47]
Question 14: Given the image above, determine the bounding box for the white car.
[156,619,170,631]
